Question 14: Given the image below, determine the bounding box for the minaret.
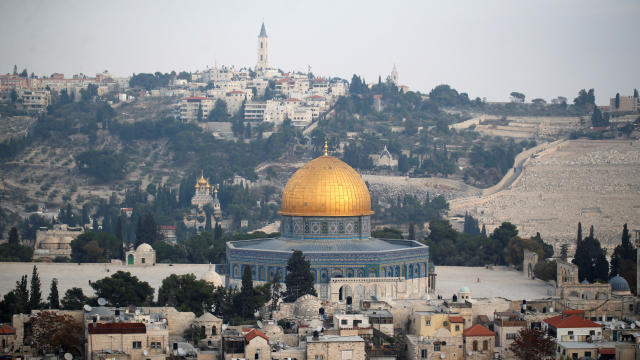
[256,22,269,72]
[390,64,398,86]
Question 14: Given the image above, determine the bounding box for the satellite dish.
[440,354,445,359]
[64,353,73,360]
[83,304,92,312]
[143,350,148,356]
[97,298,107,306]
[257,320,263,328]
[468,351,473,356]
[135,309,141,315]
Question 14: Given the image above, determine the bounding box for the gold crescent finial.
[324,139,328,156]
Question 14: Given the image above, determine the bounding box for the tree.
[615,93,620,108]
[19,68,28,78]
[208,99,228,122]
[577,222,583,244]
[510,92,525,103]
[609,223,637,292]
[8,226,19,244]
[70,231,122,262]
[634,88,638,98]
[270,269,282,313]
[31,311,83,357]
[560,244,568,261]
[48,278,60,309]
[29,265,42,310]
[157,274,215,316]
[61,287,88,310]
[572,225,609,282]
[16,274,29,313]
[284,250,317,302]
[237,265,262,319]
[372,227,403,239]
[116,216,124,259]
[197,103,203,122]
[591,106,608,127]
[90,271,154,306]
[508,327,555,359]
[408,223,416,240]
[13,64,17,75]
[136,212,159,247]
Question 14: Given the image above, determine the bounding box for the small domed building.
[226,144,432,300]
[201,264,224,288]
[126,243,156,266]
[609,275,632,296]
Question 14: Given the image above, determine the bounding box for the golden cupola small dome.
[196,171,211,188]
[279,154,373,217]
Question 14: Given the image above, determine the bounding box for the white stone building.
[126,243,156,266]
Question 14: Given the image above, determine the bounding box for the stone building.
[463,324,496,360]
[256,23,269,72]
[126,243,156,266]
[226,143,432,300]
[406,330,463,360]
[0,324,17,354]
[193,312,223,351]
[87,321,169,360]
[306,334,365,360]
[33,224,83,261]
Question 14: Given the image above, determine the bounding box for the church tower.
[390,64,399,86]
[256,22,269,72]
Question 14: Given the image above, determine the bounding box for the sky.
[0,0,638,104]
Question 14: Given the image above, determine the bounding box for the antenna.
[97,297,107,306]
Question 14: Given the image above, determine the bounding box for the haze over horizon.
[1,0,638,105]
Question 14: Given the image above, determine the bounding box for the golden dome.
[196,171,211,188]
[279,155,373,217]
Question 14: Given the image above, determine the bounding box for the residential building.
[411,311,465,337]
[306,334,366,360]
[244,101,267,121]
[180,97,214,122]
[87,320,169,360]
[406,330,463,360]
[18,89,50,112]
[463,324,496,360]
[609,95,639,113]
[543,313,603,342]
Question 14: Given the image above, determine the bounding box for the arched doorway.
[339,285,353,303]
[127,254,134,265]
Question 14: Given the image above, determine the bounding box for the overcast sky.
[1,0,638,104]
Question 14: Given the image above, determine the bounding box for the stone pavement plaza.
[0,263,553,302]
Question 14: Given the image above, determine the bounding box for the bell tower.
[256,22,269,72]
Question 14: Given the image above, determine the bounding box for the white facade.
[180,97,214,122]
[256,23,269,71]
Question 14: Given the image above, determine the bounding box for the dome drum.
[281,215,371,240]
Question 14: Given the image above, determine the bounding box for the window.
[630,304,634,311]
[568,331,573,335]
[341,319,348,325]
[472,341,478,351]
[589,330,595,336]
[141,257,145,263]
[421,349,428,358]
[315,356,324,360]
[455,325,460,331]
[425,320,431,326]
[585,352,591,357]
[434,343,441,351]
[132,341,142,349]
[572,353,578,360]
[506,333,516,340]
[443,321,449,326]
[150,342,161,349]
[341,350,352,360]
[483,340,488,350]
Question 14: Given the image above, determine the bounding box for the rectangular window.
[425,320,431,326]
[341,319,348,325]
[341,350,352,360]
[455,325,460,331]
[434,343,441,351]
[567,331,573,335]
[421,349,428,358]
[589,330,595,336]
[585,352,591,357]
[132,341,142,349]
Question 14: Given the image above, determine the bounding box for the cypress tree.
[48,279,60,309]
[577,222,583,244]
[15,275,28,313]
[29,265,42,310]
[8,227,19,245]
[284,250,317,302]
[408,223,415,240]
[481,224,487,238]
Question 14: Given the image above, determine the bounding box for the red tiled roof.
[599,348,615,355]
[287,98,300,102]
[226,90,244,95]
[245,328,268,343]
[449,316,464,323]
[463,324,495,337]
[544,315,602,329]
[88,322,146,334]
[0,324,16,335]
[158,225,176,230]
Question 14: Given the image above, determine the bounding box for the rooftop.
[228,237,424,253]
[307,335,364,343]
[463,324,495,337]
[544,314,603,329]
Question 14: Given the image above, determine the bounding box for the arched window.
[472,340,478,351]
